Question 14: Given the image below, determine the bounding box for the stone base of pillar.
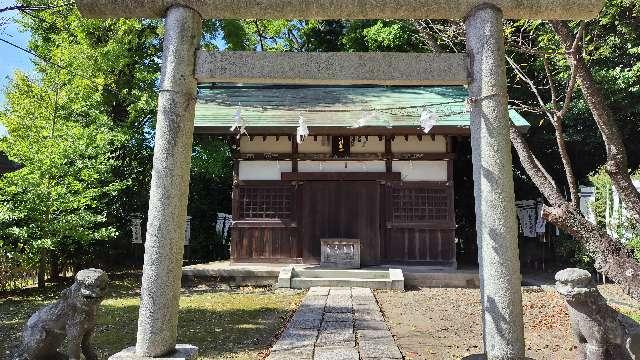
[461,354,535,360]
[108,344,198,360]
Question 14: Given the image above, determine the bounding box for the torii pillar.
[465,4,524,358]
[133,5,202,358]
[76,1,603,359]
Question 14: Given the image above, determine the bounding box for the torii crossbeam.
[75,1,604,359]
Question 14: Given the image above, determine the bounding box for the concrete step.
[293,269,390,279]
[278,266,404,290]
[291,277,395,289]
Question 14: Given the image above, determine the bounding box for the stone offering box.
[320,238,360,269]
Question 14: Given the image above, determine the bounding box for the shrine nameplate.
[320,238,361,269]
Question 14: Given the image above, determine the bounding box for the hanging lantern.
[420,108,439,134]
[296,113,309,144]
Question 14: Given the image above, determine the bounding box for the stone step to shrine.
[278,267,404,290]
[182,261,479,288]
[295,269,391,279]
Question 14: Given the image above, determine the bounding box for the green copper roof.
[194,85,529,133]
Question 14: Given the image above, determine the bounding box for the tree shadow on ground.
[2,281,301,360]
[95,302,294,359]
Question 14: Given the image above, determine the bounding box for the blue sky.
[0,0,34,104]
[0,3,228,106]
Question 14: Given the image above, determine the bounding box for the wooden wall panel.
[300,181,381,265]
[383,227,455,265]
[231,225,298,262]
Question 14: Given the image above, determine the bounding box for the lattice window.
[392,186,449,222]
[238,186,293,219]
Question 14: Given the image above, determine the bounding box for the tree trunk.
[551,116,579,208]
[544,204,640,299]
[551,21,640,223]
[50,253,61,283]
[510,125,565,206]
[510,124,640,299]
[37,249,46,288]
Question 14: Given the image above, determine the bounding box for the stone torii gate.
[76,1,603,359]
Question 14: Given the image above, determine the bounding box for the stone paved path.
[268,287,402,360]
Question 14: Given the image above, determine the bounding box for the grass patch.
[1,273,303,360]
[619,307,640,324]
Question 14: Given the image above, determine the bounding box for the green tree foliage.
[507,0,640,189]
[589,168,640,261]
[504,1,640,267]
[187,137,233,263]
[0,73,124,273]
[1,0,637,283]
[0,2,163,282]
[0,2,237,285]
[216,19,424,52]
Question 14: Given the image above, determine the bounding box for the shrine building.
[194,84,529,267]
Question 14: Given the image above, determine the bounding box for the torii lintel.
[76,0,603,20]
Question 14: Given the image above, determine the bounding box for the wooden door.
[300,181,381,265]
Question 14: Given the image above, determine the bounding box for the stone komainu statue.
[555,268,639,360]
[12,268,109,360]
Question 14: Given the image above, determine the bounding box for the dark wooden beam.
[384,136,393,172]
[291,139,299,172]
[195,125,475,136]
[234,152,456,161]
[232,219,297,228]
[447,135,456,225]
[386,222,456,230]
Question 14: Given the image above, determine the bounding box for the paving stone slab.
[354,319,388,331]
[269,287,397,360]
[325,305,352,313]
[321,320,352,331]
[325,296,352,313]
[295,310,325,320]
[359,339,403,359]
[308,287,331,296]
[350,287,373,296]
[325,294,350,302]
[267,347,313,360]
[297,301,325,312]
[289,316,322,329]
[301,295,328,307]
[353,302,379,311]
[328,288,351,296]
[354,310,384,322]
[313,346,359,360]
[352,297,376,305]
[316,331,356,347]
[323,312,353,322]
[351,288,376,304]
[297,306,326,317]
[272,328,318,351]
[357,329,394,341]
[317,324,355,347]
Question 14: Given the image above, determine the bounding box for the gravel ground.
[376,285,640,360]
